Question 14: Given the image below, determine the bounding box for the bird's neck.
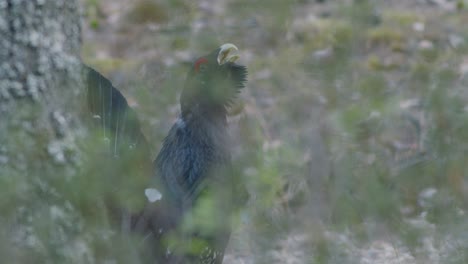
[181,104,228,126]
[179,104,230,155]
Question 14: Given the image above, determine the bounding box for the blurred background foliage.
[82,0,468,263]
[3,0,468,263]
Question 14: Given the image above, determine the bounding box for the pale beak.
[217,43,239,65]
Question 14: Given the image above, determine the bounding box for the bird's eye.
[194,58,208,73]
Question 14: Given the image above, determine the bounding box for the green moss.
[409,62,432,86]
[304,20,354,52]
[127,0,168,24]
[418,46,439,63]
[366,54,383,70]
[356,73,387,97]
[367,26,404,47]
[171,37,189,50]
[90,19,99,29]
[340,104,368,133]
[382,10,421,26]
[390,41,407,52]
[85,0,101,29]
[366,54,401,71]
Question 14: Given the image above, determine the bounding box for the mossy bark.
[0,0,92,262]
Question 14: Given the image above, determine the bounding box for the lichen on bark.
[0,0,95,262]
[0,0,81,101]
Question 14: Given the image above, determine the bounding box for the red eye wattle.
[194,58,208,73]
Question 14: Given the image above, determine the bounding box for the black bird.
[86,44,247,264]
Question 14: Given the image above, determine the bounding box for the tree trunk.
[0,0,83,154]
[0,0,95,262]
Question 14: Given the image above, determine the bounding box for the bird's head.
[181,43,247,116]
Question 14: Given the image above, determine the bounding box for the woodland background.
[2,0,468,263]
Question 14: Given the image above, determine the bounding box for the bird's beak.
[217,43,239,65]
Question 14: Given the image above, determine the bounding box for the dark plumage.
[86,44,247,264]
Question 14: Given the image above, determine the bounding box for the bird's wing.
[85,65,151,160]
[85,64,156,232]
